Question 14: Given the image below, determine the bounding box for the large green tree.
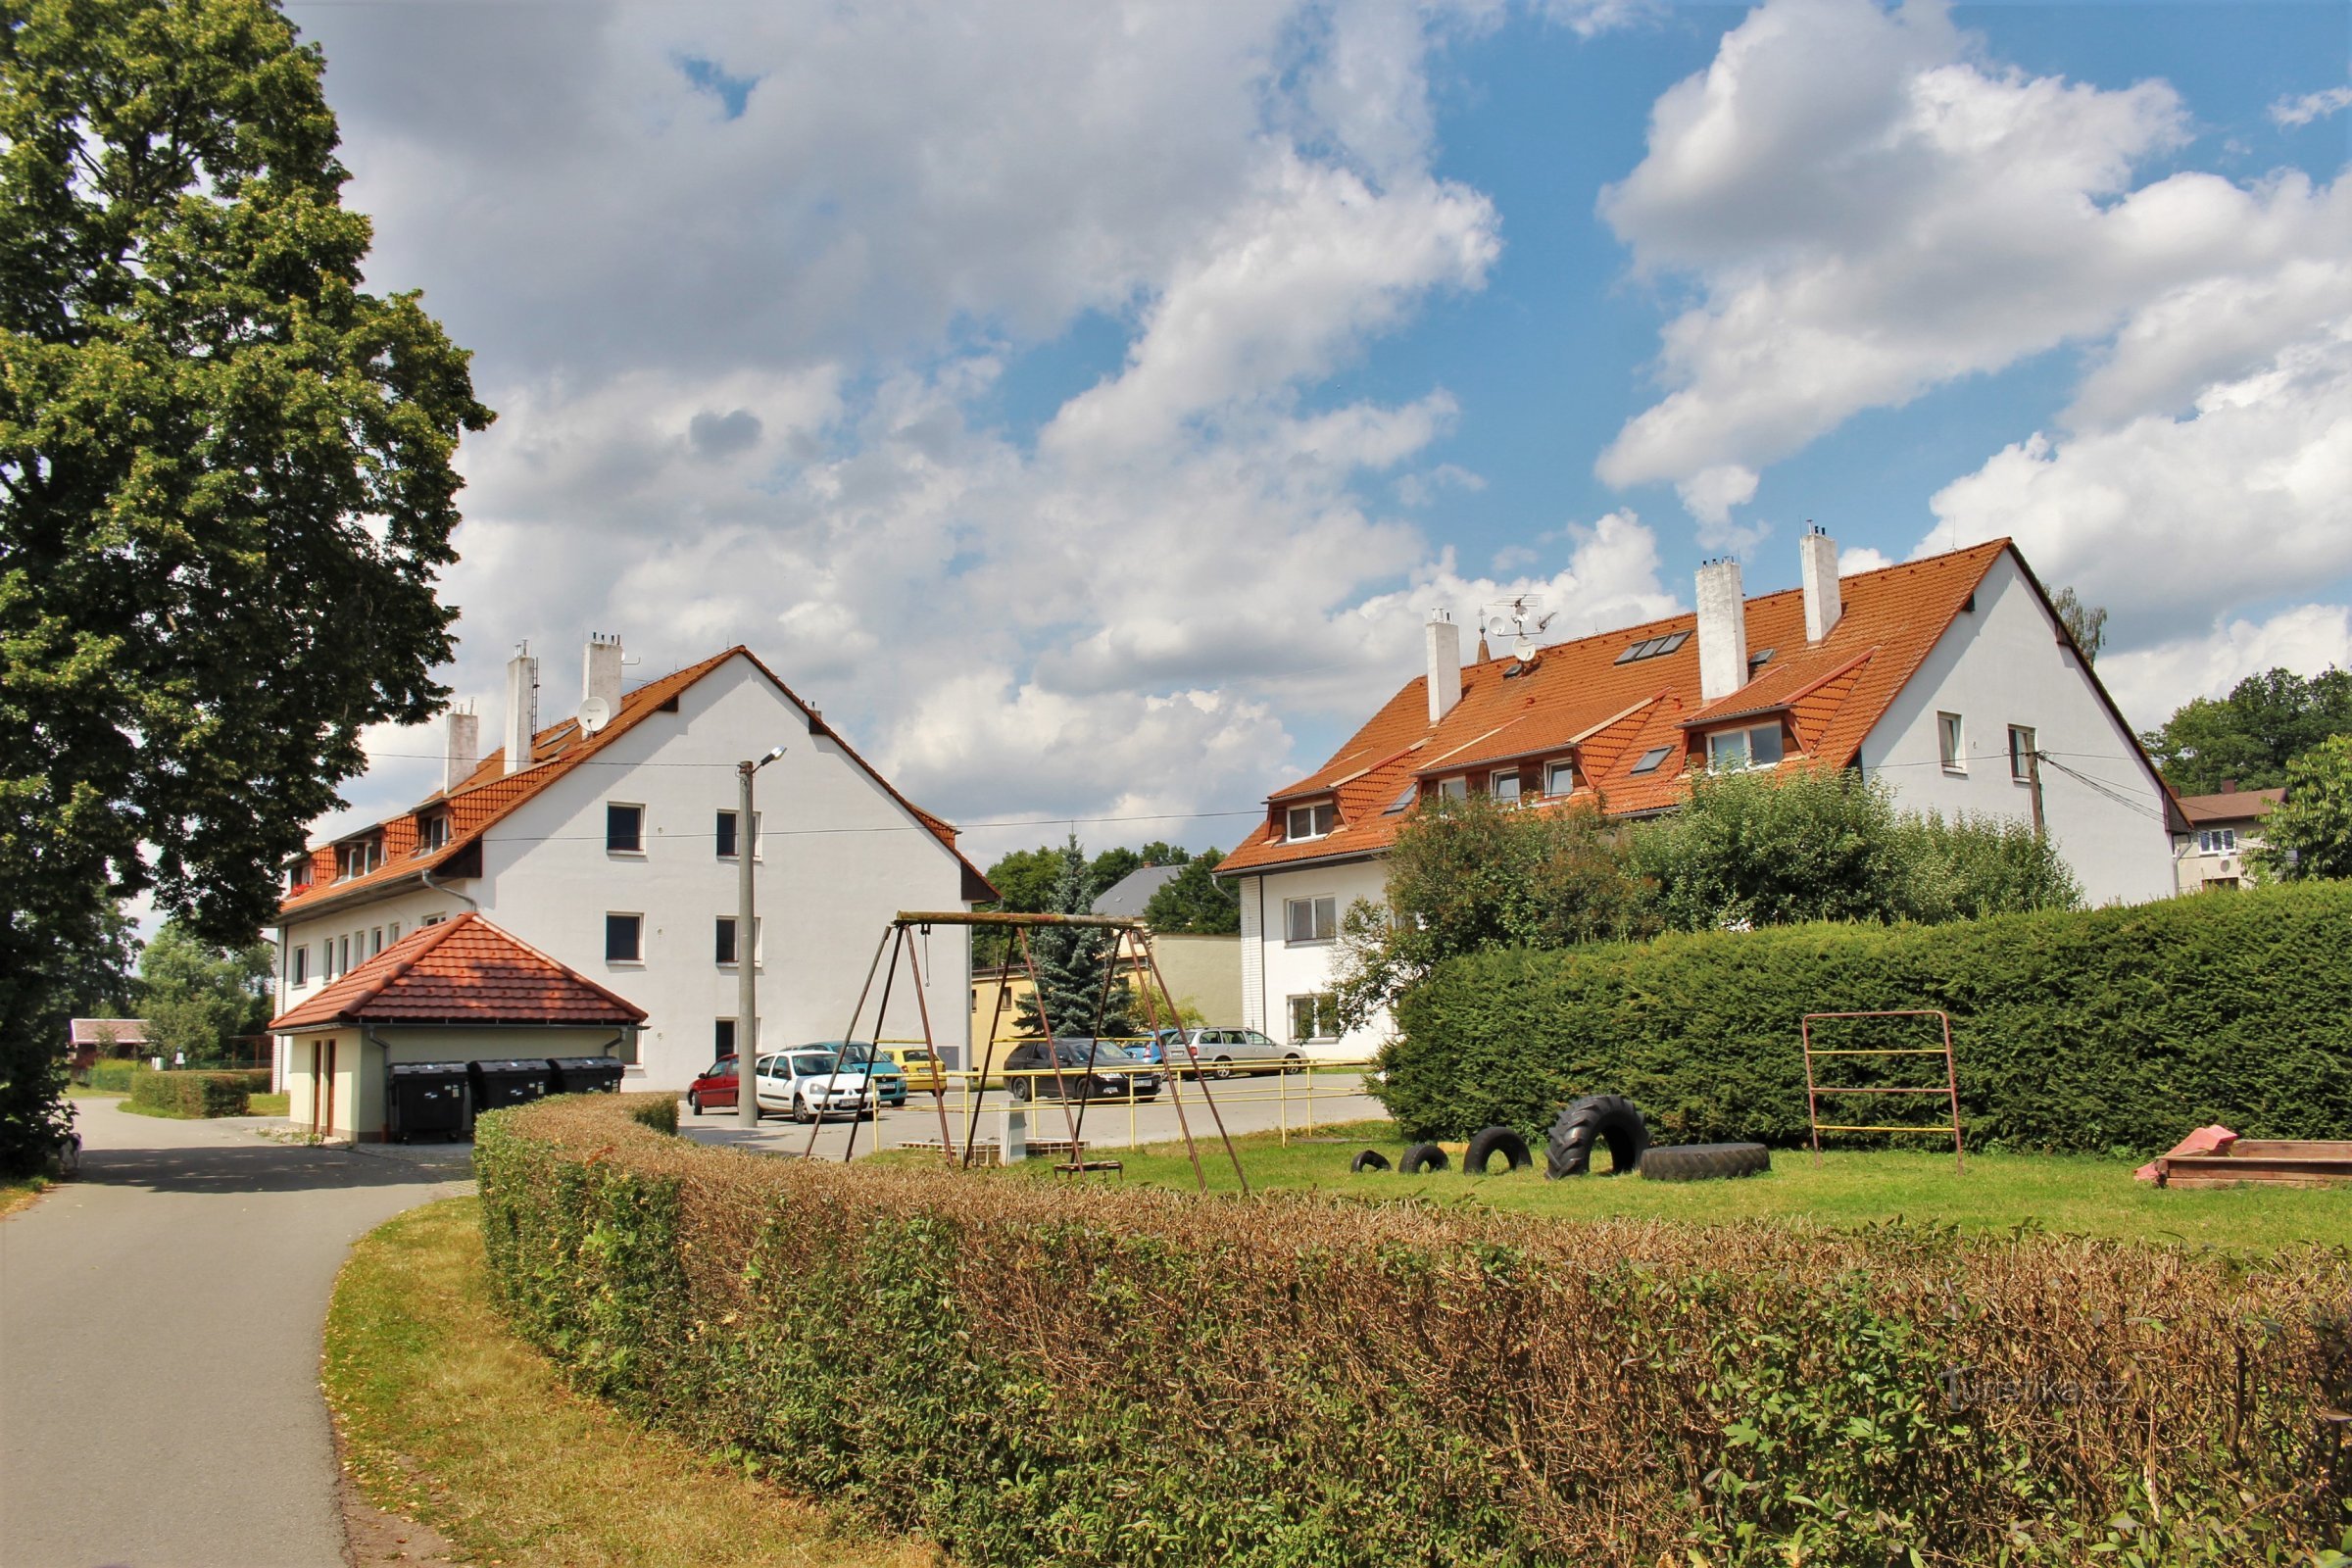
[2140,666,2352,796]
[137,917,270,1064]
[1013,836,1136,1039]
[1140,849,1239,934]
[2251,735,2352,881]
[0,0,491,1171]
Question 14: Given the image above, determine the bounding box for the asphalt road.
[0,1100,468,1568]
[680,1068,1386,1162]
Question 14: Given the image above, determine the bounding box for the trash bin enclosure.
[548,1055,625,1094]
[387,1061,472,1142]
[469,1058,557,1112]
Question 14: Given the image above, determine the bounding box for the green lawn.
[247,1092,289,1117]
[931,1120,2352,1255]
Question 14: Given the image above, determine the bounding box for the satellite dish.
[578,697,612,735]
[1513,635,1537,663]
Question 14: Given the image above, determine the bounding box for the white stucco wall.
[1235,858,1393,1060]
[1856,552,2175,906]
[275,654,973,1091]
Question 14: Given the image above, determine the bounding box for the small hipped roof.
[270,913,647,1033]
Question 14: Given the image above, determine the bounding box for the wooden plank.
[2228,1139,2352,1159]
[2159,1153,2352,1188]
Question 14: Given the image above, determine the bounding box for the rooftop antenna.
[1485,593,1556,664]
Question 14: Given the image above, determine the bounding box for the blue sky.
[292,0,2352,866]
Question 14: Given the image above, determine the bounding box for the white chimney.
[443,707,479,794]
[1799,526,1842,643]
[504,643,540,775]
[581,632,623,724]
[1694,558,1749,705]
[1425,609,1463,724]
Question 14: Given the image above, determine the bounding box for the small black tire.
[688,1092,703,1116]
[1008,1076,1032,1103]
[1399,1142,1449,1175]
[1640,1143,1771,1183]
[1545,1095,1650,1180]
[1464,1125,1533,1175]
[1350,1149,1391,1174]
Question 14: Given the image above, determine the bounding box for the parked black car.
[1002,1038,1160,1102]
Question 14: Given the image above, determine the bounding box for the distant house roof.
[269,913,649,1033]
[1220,538,2177,877]
[2175,787,2285,826]
[278,647,995,921]
[69,1018,147,1047]
[1091,864,1183,919]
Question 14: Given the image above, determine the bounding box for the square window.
[1545,760,1576,797]
[1491,769,1521,803]
[1707,729,1750,770]
[607,803,645,854]
[1437,776,1468,800]
[715,809,738,859]
[1285,802,1338,840]
[2008,725,2036,782]
[1630,745,1673,776]
[1937,712,1965,771]
[1284,896,1337,944]
[1749,724,1784,766]
[606,912,644,963]
[1288,993,1340,1043]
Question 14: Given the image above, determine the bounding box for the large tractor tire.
[1545,1095,1649,1180]
[1399,1142,1449,1175]
[1350,1149,1391,1174]
[1464,1125,1533,1175]
[1639,1143,1771,1183]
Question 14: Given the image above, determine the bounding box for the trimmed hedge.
[127,1070,259,1118]
[1380,880,2352,1153]
[474,1094,2350,1566]
[87,1058,147,1093]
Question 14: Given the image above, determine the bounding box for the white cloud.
[1926,319,2352,625]
[1594,0,2350,524]
[2098,605,2352,730]
[2271,83,2352,128]
[1673,463,1760,549]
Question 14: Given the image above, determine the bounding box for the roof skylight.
[1614,629,1690,665]
[1629,745,1674,775]
[1383,782,1419,814]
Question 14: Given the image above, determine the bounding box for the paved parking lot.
[678,1069,1383,1162]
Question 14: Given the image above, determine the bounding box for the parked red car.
[686,1054,739,1114]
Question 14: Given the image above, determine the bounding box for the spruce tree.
[1015,836,1136,1038]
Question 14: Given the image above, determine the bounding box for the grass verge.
[324,1196,941,1568]
[0,1176,49,1218]
[248,1092,289,1117]
[904,1119,2352,1254]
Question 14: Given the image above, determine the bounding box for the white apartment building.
[1217,534,2183,1059]
[272,639,991,1101]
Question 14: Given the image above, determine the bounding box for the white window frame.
[2197,828,2237,855]
[290,945,308,986]
[1937,712,1966,772]
[1490,768,1522,803]
[1706,723,1785,771]
[1437,776,1468,800]
[606,911,645,964]
[607,802,647,856]
[1287,992,1341,1044]
[2008,724,2036,783]
[1544,760,1576,797]
[1284,895,1338,946]
[1285,802,1338,841]
[714,915,762,967]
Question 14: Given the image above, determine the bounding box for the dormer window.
[1490,768,1522,804]
[334,837,383,881]
[414,813,452,854]
[1286,802,1339,841]
[1706,722,1787,771]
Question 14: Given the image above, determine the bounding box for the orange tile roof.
[1222,539,2034,876]
[280,648,994,920]
[269,912,648,1032]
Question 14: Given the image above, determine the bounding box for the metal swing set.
[797,909,1250,1193]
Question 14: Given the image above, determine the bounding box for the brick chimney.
[1694,558,1749,705]
[504,643,540,775]
[1799,526,1842,643]
[1425,609,1463,724]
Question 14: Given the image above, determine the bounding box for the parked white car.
[752,1049,885,1122]
[1178,1027,1303,1078]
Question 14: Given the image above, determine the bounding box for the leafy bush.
[88,1058,151,1093]
[473,1094,2351,1566]
[128,1070,257,1118]
[2254,733,2352,880]
[1378,880,2352,1154]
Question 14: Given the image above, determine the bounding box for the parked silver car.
[1178,1027,1303,1078]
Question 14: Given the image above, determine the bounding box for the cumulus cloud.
[1594,0,2350,523]
[2272,83,2352,128]
[2097,605,2352,730]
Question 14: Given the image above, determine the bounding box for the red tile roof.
[279,647,993,919]
[268,913,648,1032]
[2175,787,2284,825]
[1221,539,2128,876]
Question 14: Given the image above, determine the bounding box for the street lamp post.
[736,744,787,1128]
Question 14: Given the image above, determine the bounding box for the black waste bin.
[548,1055,625,1094]
[387,1061,471,1142]
[468,1058,556,1113]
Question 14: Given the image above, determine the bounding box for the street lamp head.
[753,743,788,769]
